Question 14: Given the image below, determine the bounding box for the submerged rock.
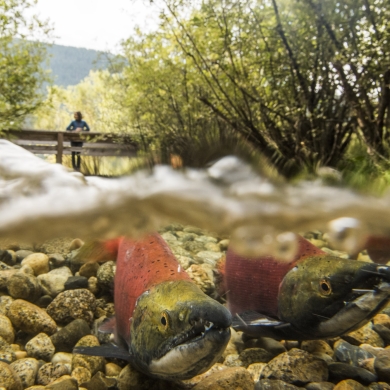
[0,361,22,390]
[10,358,40,388]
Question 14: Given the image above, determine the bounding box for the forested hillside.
[44,44,111,87]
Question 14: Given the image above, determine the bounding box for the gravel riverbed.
[0,226,390,390]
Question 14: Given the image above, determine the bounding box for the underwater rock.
[71,366,91,386]
[72,335,105,376]
[244,337,287,357]
[204,242,222,252]
[25,332,55,361]
[96,261,115,290]
[359,344,384,358]
[224,353,244,367]
[186,263,215,294]
[50,318,91,353]
[332,379,366,390]
[343,323,384,348]
[373,349,390,382]
[305,382,335,390]
[44,375,78,390]
[195,250,224,266]
[46,288,96,325]
[36,362,71,386]
[0,295,13,316]
[8,299,57,335]
[105,362,122,377]
[0,361,22,390]
[301,341,334,360]
[51,351,73,366]
[256,379,301,390]
[192,366,254,390]
[10,358,40,388]
[0,335,16,363]
[14,250,34,262]
[7,271,42,301]
[0,249,16,266]
[79,262,100,278]
[48,253,66,269]
[262,349,328,385]
[175,255,192,270]
[373,314,390,329]
[372,324,390,345]
[87,276,99,295]
[239,348,274,367]
[80,371,117,390]
[0,313,15,344]
[247,362,267,383]
[21,253,50,276]
[64,276,89,290]
[184,240,206,253]
[37,266,72,297]
[327,363,377,385]
[35,294,53,308]
[181,363,228,388]
[333,340,374,367]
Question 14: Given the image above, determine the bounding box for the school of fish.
[74,232,390,381]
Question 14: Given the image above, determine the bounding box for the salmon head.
[73,233,231,380]
[227,236,390,340]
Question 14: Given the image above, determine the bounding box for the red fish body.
[74,233,231,380]
[225,235,390,340]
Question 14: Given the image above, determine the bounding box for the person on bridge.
[66,111,90,170]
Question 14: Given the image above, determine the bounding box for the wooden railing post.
[56,132,63,164]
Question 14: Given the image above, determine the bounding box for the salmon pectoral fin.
[99,316,116,334]
[73,343,132,361]
[72,238,121,264]
[232,311,285,329]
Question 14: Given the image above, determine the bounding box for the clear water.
[1,139,389,259]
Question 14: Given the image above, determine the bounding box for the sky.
[31,0,162,52]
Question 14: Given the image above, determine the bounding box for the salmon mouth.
[148,319,231,379]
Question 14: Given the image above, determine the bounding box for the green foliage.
[0,0,51,130]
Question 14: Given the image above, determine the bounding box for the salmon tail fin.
[71,237,122,264]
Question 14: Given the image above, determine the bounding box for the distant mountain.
[44,44,112,87]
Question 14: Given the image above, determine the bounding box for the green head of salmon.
[73,234,231,380]
[227,236,390,340]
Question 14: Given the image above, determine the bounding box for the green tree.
[0,0,51,130]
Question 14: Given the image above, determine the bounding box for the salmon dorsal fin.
[225,234,326,317]
[72,237,122,264]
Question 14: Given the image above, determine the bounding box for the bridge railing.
[2,129,138,164]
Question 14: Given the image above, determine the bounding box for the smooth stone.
[183,226,203,235]
[184,240,207,253]
[360,344,384,358]
[71,366,91,385]
[176,232,198,242]
[46,288,96,325]
[328,362,377,385]
[195,235,218,243]
[96,262,116,290]
[50,318,91,352]
[81,371,117,389]
[8,299,57,335]
[301,341,334,359]
[0,336,16,363]
[224,353,243,367]
[160,232,177,242]
[48,253,66,269]
[10,358,40,388]
[0,313,15,344]
[333,379,366,390]
[45,376,78,390]
[240,348,274,367]
[0,250,16,266]
[320,248,349,259]
[88,276,99,295]
[204,242,221,252]
[25,332,55,361]
[195,250,224,266]
[105,362,122,377]
[64,276,89,290]
[261,349,328,385]
[37,267,73,297]
[193,366,254,389]
[21,253,50,276]
[256,379,301,390]
[7,272,42,301]
[35,295,53,308]
[343,323,384,348]
[69,239,85,251]
[175,255,192,270]
[360,358,376,374]
[51,352,73,366]
[170,246,191,257]
[186,263,215,294]
[181,363,227,388]
[36,362,70,386]
[79,263,100,278]
[369,383,390,390]
[218,239,230,251]
[305,382,335,390]
[0,269,19,290]
[372,324,390,345]
[373,314,390,328]
[72,335,105,376]
[0,295,13,315]
[247,363,267,383]
[0,361,22,390]
[244,337,286,357]
[15,250,34,262]
[92,316,111,345]
[334,339,374,366]
[374,349,390,382]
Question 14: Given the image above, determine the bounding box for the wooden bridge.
[2,129,138,164]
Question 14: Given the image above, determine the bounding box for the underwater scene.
[2,140,390,390]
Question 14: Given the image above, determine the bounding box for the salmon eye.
[161,312,169,327]
[319,279,332,295]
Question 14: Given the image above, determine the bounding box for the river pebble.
[10,358,40,388]
[7,299,57,335]
[21,253,50,276]
[6,271,42,301]
[0,361,22,390]
[0,313,15,344]
[38,267,73,297]
[25,332,55,361]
